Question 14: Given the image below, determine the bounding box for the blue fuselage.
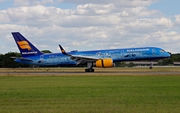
[15,47,170,66]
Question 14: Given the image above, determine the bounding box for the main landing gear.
[85,68,94,72]
[149,61,153,69]
[85,62,94,72]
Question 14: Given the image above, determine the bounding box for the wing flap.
[70,55,99,60]
[70,55,99,65]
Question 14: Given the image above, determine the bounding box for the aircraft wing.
[69,55,99,64]
[70,55,99,60]
[59,45,99,65]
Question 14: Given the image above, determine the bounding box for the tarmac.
[1,71,180,76]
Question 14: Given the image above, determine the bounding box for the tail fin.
[12,32,43,57]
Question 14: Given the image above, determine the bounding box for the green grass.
[0,76,180,113]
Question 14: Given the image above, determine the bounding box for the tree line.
[0,51,179,68]
[0,50,51,68]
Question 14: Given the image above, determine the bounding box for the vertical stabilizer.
[12,32,43,57]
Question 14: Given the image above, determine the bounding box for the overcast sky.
[0,0,180,54]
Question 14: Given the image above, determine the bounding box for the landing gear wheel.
[85,62,95,72]
[89,69,94,72]
[85,69,89,72]
[149,61,153,69]
[85,69,94,72]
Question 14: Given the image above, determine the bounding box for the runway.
[0,67,180,76]
[1,71,180,76]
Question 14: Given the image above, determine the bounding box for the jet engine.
[95,58,114,68]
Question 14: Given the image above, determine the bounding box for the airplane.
[11,32,170,72]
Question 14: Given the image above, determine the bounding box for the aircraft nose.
[165,52,171,58]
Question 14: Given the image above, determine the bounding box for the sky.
[0,0,180,54]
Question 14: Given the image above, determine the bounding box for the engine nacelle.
[95,58,114,68]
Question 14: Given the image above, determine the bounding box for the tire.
[85,69,94,72]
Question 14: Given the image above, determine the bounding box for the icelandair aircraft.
[12,32,170,72]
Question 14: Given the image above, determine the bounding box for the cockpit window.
[160,49,166,52]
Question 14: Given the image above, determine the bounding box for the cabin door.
[40,55,44,61]
[152,49,156,55]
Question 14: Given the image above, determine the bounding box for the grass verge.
[0,75,180,113]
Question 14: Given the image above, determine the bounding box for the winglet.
[59,45,70,56]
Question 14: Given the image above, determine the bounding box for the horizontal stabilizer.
[11,57,33,61]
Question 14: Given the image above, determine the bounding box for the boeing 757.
[12,32,170,72]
